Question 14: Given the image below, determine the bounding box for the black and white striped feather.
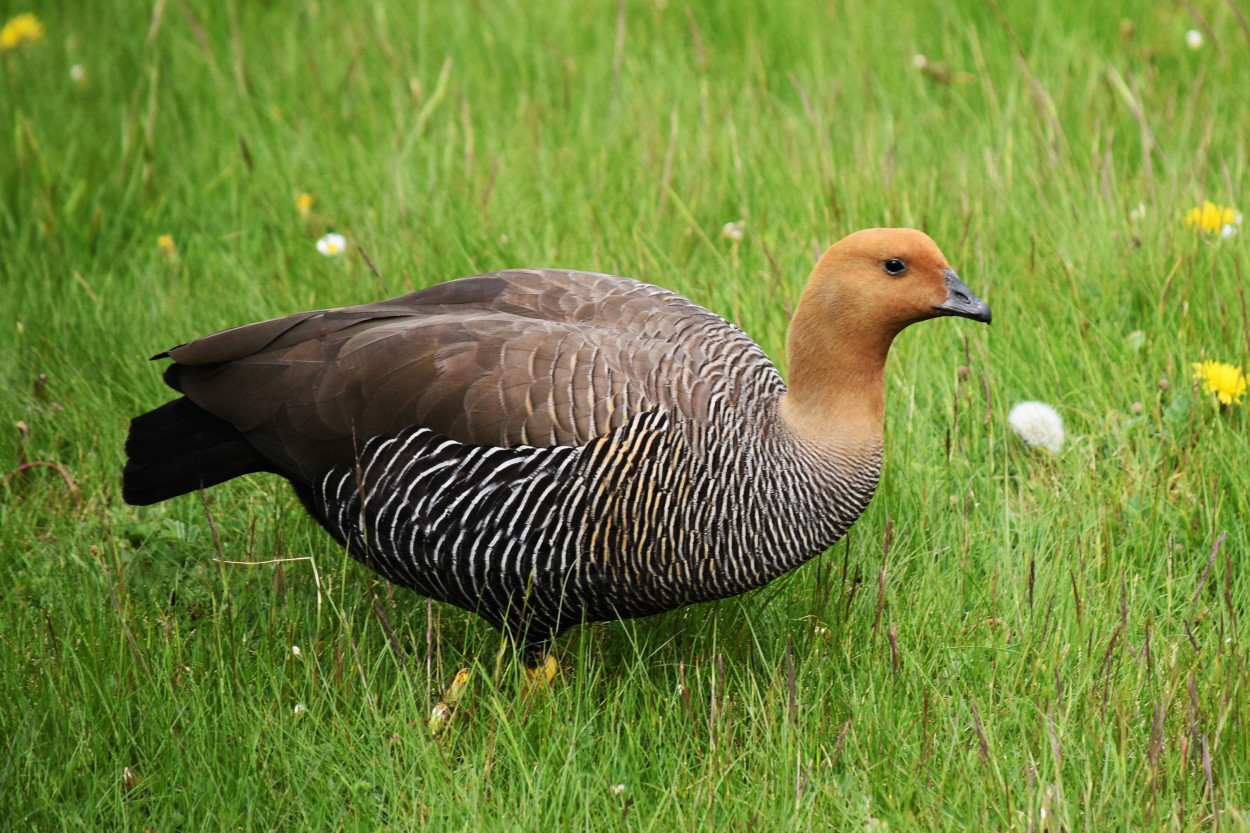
[315,399,880,651]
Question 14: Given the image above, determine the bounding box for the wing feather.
[162,269,781,478]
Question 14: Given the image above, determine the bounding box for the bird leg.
[521,648,559,689]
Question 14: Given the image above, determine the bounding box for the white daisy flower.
[1008,401,1064,454]
[316,232,347,257]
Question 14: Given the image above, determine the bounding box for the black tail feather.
[122,398,270,505]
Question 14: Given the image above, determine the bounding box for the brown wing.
[162,269,782,476]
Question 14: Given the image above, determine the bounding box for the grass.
[2,0,1248,829]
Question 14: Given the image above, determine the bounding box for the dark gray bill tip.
[935,269,992,324]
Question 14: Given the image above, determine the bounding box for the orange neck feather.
[778,291,898,449]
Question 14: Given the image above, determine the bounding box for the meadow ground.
[2,1,1248,830]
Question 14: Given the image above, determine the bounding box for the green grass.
[3,0,1249,829]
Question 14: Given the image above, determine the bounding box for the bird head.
[799,227,991,337]
[781,228,991,443]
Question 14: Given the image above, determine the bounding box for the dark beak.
[934,269,992,324]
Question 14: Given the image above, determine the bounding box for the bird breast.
[313,398,882,637]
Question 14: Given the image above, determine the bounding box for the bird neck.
[778,300,896,450]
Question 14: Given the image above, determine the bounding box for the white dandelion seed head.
[1185,29,1203,49]
[1008,401,1065,454]
[316,232,347,257]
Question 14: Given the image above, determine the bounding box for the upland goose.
[123,228,990,673]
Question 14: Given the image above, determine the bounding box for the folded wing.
[159,269,780,479]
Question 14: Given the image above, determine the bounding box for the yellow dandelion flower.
[1192,359,1247,406]
[1,13,44,51]
[1185,201,1242,237]
[296,192,315,219]
[157,234,176,254]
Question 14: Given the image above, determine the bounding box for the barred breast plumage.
[123,228,990,663]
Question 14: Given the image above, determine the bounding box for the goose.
[123,227,990,677]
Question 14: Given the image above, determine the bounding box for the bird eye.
[883,258,908,276]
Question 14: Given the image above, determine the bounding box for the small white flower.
[720,220,744,242]
[316,232,347,256]
[612,783,626,797]
[69,64,86,83]
[912,54,927,69]
[293,703,306,716]
[1185,29,1203,49]
[1129,202,1146,221]
[1008,401,1064,454]
[291,644,301,657]
[1221,213,1242,238]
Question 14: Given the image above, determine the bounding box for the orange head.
[782,228,990,444]
[797,227,990,339]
